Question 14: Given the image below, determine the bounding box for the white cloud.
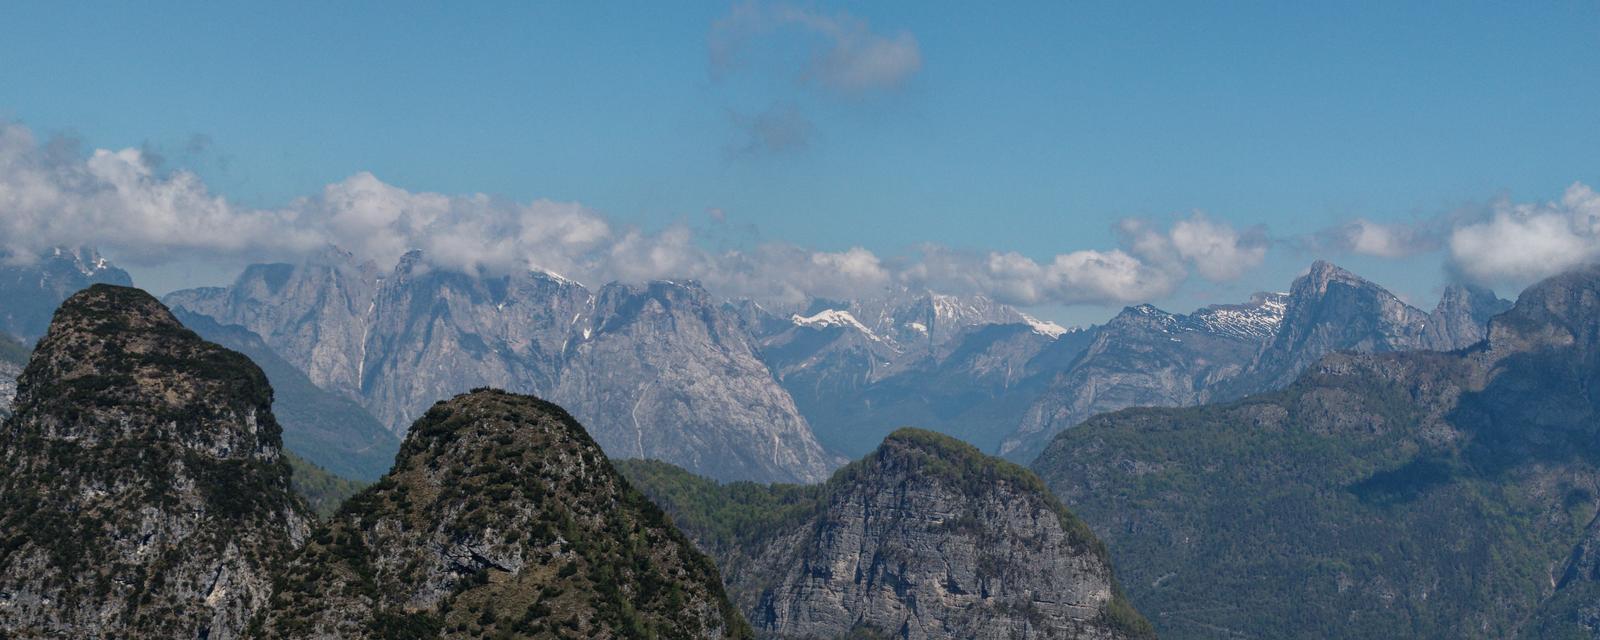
[710,3,922,95]
[0,122,1267,308]
[1315,218,1440,259]
[1448,182,1600,285]
[1167,214,1268,281]
[0,125,321,264]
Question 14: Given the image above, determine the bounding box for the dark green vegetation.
[1032,266,1600,640]
[621,428,1153,639]
[0,285,308,638]
[176,309,399,481]
[263,389,752,639]
[285,452,368,519]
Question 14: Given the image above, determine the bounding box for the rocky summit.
[622,429,1153,640]
[0,285,310,639]
[261,388,751,639]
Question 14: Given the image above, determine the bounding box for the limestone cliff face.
[1423,283,1512,352]
[623,430,1153,640]
[0,285,309,639]
[262,389,751,639]
[557,281,833,483]
[169,250,833,483]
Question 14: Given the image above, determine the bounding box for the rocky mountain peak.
[16,285,278,451]
[1301,259,1367,294]
[624,428,1153,639]
[1423,282,1511,351]
[0,247,134,341]
[1106,304,1178,330]
[0,284,309,639]
[262,388,750,639]
[1485,264,1600,360]
[1231,260,1431,393]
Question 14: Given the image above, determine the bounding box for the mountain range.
[0,248,1511,486]
[164,248,834,484]
[0,283,1146,639]
[1031,265,1600,638]
[1002,261,1509,460]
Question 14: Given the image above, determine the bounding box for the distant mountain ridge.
[1002,261,1510,460]
[167,247,835,483]
[1030,264,1600,639]
[1000,294,1287,460]
[0,247,132,341]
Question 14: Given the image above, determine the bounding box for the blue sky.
[1,1,1597,324]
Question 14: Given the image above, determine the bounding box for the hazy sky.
[1,2,1597,324]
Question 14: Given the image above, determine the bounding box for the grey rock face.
[357,250,590,430]
[174,309,400,481]
[759,291,1084,457]
[0,333,21,418]
[1001,294,1286,461]
[746,437,1138,639]
[261,389,751,639]
[1225,261,1434,394]
[0,247,133,341]
[164,247,382,399]
[0,285,309,639]
[0,364,16,419]
[1422,283,1512,351]
[558,281,833,482]
[624,430,1152,640]
[169,251,833,483]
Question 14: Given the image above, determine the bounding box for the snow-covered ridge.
[792,309,883,342]
[1019,313,1070,338]
[1191,292,1288,340]
[532,268,582,288]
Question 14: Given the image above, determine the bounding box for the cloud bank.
[1448,182,1600,285]
[0,122,1266,308]
[1310,182,1600,287]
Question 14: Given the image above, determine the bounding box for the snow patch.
[534,268,582,288]
[792,309,882,341]
[1019,313,1069,338]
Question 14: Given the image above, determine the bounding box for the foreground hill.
[1031,265,1600,639]
[263,389,751,639]
[621,429,1153,640]
[0,285,310,638]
